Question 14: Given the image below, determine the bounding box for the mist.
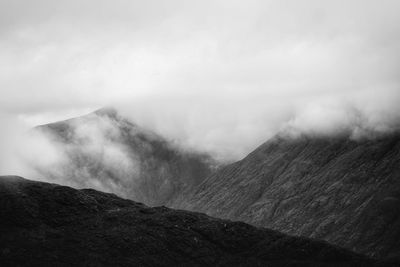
[1,0,400,171]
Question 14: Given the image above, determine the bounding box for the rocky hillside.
[0,176,386,267]
[33,107,217,206]
[172,133,400,259]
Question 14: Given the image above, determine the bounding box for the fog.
[0,111,144,196]
[1,0,400,175]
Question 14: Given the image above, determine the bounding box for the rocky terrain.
[33,107,217,206]
[172,133,400,259]
[0,175,388,267]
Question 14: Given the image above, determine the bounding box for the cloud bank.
[0,0,400,165]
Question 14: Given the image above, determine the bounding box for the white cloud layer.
[0,0,400,164]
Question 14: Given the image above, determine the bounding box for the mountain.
[0,176,386,266]
[172,133,400,259]
[33,107,217,206]
[27,108,400,259]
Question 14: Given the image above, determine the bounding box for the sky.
[1,0,400,166]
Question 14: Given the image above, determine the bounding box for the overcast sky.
[1,0,400,160]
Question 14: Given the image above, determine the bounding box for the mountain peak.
[32,106,217,206]
[93,107,119,118]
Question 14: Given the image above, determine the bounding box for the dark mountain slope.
[0,176,385,266]
[33,107,217,206]
[172,133,400,259]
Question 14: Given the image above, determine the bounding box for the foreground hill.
[33,107,217,206]
[172,133,400,259]
[0,176,386,266]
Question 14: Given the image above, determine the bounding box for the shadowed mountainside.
[0,176,389,267]
[33,107,218,206]
[172,133,400,259]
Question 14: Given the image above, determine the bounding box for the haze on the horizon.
[1,0,400,168]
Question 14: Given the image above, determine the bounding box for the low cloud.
[0,112,141,198]
[0,0,400,165]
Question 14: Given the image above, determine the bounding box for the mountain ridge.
[171,132,400,259]
[25,108,400,260]
[32,108,219,206]
[0,175,387,267]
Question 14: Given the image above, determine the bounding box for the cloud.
[0,0,399,161]
[0,110,141,197]
[282,99,400,139]
[0,113,63,177]
[32,113,143,196]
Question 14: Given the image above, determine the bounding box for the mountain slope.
[0,176,385,266]
[33,107,217,206]
[172,133,400,259]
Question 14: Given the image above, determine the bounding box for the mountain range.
[19,108,400,262]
